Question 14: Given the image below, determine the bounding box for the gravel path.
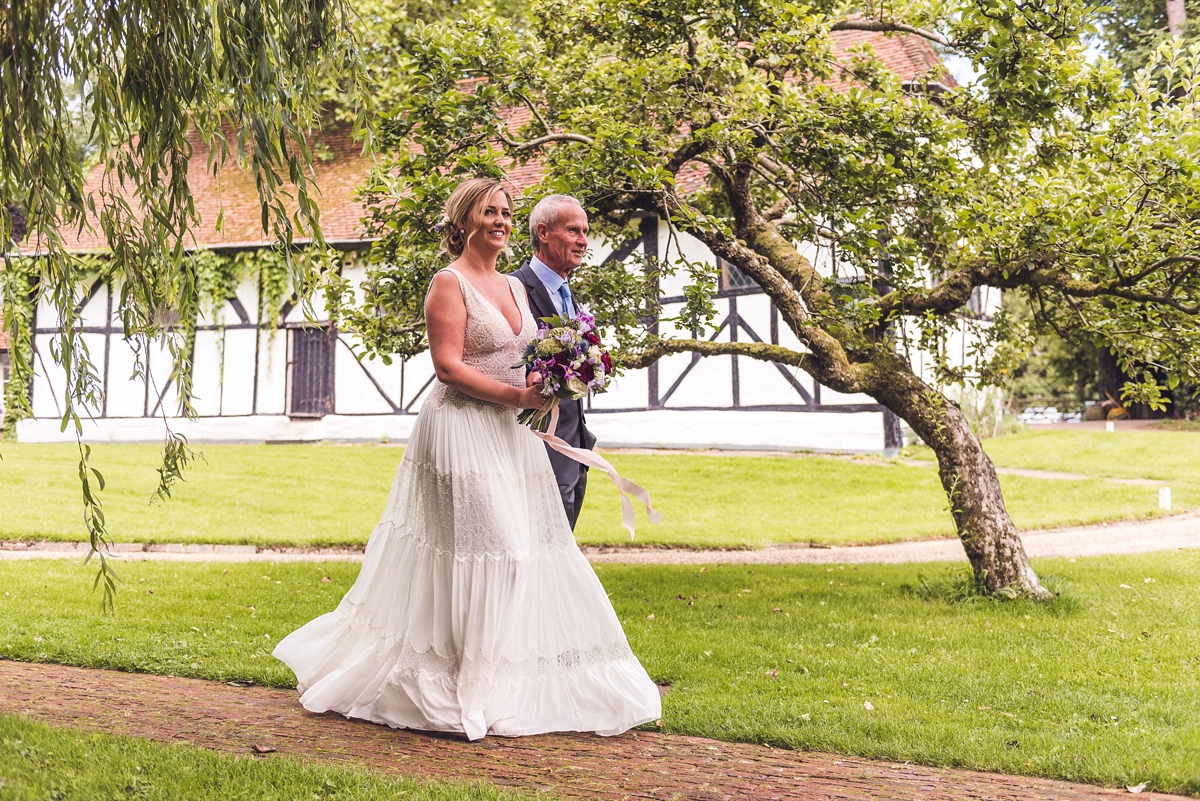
[2,510,1197,565]
[2,660,1187,801]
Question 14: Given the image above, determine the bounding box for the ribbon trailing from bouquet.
[531,401,662,540]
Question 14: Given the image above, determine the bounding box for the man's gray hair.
[529,194,584,251]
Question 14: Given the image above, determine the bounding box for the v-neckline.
[452,269,525,338]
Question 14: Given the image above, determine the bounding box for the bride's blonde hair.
[439,178,514,257]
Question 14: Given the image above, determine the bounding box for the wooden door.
[290,327,335,417]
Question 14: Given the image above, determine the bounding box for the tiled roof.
[56,31,950,254]
[56,122,368,253]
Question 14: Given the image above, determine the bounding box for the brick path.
[1,660,1186,801]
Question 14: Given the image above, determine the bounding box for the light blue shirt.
[530,255,576,318]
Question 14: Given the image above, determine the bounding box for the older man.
[512,195,597,529]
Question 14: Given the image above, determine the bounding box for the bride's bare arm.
[425,272,547,409]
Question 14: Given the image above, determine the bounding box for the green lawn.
[0,438,1186,548]
[983,428,1200,495]
[2,555,1199,795]
[0,714,533,800]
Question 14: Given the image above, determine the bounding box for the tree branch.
[875,264,982,318]
[620,338,810,370]
[497,131,594,151]
[515,92,555,137]
[694,156,731,186]
[830,18,953,48]
[665,138,710,175]
[1123,254,1200,284]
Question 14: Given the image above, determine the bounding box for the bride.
[273,177,662,740]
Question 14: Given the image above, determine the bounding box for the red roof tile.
[58,122,369,253]
[57,31,949,254]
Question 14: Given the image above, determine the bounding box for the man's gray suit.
[512,262,597,529]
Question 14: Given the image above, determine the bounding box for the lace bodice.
[426,268,535,411]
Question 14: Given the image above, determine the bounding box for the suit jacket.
[512,263,598,455]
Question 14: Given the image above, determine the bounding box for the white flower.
[588,345,601,360]
[567,378,589,397]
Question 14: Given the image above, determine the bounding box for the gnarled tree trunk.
[873,364,1051,599]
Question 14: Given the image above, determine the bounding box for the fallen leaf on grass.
[1120,584,1132,589]
[765,669,778,679]
[646,613,655,620]
[1141,631,1150,638]
[251,744,276,754]
[863,701,874,710]
[1127,783,1147,794]
[321,576,330,583]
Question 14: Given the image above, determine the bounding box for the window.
[718,257,756,291]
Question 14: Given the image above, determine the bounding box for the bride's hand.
[518,373,550,410]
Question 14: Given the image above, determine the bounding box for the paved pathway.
[0,660,1185,801]
[3,510,1197,566]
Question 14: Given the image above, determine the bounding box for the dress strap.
[435,267,479,312]
[506,273,528,306]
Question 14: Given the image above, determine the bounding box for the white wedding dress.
[273,268,661,740]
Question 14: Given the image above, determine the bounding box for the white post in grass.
[1159,487,1172,511]
[1106,420,1115,433]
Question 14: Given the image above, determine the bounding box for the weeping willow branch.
[0,0,366,609]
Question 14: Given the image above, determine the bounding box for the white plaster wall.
[335,338,400,414]
[22,219,992,453]
[189,328,224,417]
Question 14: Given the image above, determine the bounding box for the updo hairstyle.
[439,178,514,257]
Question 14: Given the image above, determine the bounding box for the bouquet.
[515,308,614,432]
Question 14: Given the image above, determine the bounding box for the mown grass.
[0,439,1181,548]
[575,451,1167,547]
[0,714,533,800]
[983,429,1200,499]
[2,555,1199,795]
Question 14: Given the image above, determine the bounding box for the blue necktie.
[558,283,575,318]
